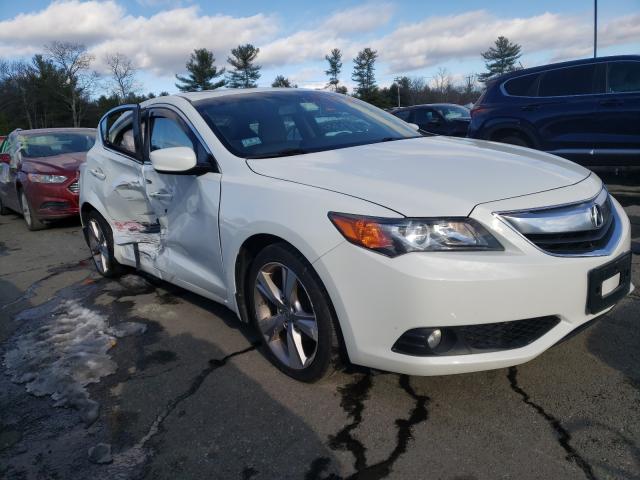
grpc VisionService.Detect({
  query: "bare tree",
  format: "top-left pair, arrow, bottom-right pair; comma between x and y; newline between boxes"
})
433,67 -> 453,102
45,41 -> 96,126
105,52 -> 139,102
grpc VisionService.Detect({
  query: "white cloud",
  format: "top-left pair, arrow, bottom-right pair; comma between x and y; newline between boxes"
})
0,1 -> 637,87
372,10 -> 640,74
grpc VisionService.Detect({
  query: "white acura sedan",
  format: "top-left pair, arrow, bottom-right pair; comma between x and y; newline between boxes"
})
79,89 -> 632,382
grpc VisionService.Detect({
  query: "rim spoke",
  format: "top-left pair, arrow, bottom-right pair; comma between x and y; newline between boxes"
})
256,271 -> 283,307
89,220 -> 103,243
294,315 -> 318,342
281,267 -> 298,305
100,252 -> 108,273
261,313 -> 285,342
286,322 -> 306,368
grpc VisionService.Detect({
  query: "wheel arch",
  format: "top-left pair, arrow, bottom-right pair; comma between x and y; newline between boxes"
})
232,233 -> 350,363
482,118 -> 540,148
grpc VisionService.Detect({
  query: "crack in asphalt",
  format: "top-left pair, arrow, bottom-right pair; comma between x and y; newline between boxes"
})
307,374 -> 430,480
328,373 -> 372,472
136,344 -> 258,449
0,258 -> 91,311
507,367 -> 597,480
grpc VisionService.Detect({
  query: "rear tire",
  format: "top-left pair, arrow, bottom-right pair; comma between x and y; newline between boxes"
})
0,196 -> 9,215
85,210 -> 124,278
247,243 -> 341,382
20,191 -> 46,231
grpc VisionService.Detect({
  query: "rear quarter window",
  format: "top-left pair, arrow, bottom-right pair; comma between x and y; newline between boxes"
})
503,74 -> 540,96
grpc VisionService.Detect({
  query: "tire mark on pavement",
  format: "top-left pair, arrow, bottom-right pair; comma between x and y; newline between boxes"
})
507,367 -> 597,480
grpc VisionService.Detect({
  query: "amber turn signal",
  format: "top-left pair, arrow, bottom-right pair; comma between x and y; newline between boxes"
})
328,213 -> 393,250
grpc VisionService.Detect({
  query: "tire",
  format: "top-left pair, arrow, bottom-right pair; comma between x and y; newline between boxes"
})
19,190 -> 46,231
85,210 -> 124,278
0,196 -> 9,215
247,243 -> 341,382
497,134 -> 530,148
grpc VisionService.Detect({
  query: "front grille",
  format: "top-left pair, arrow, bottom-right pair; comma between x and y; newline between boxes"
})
499,189 -> 617,256
458,316 -> 560,351
68,180 -> 79,193
392,316 -> 561,356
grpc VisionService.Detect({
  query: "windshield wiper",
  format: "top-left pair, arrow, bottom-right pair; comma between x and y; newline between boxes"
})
248,148 -> 310,159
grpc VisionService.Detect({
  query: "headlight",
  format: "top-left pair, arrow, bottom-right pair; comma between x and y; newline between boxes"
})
27,173 -> 67,183
328,212 -> 503,257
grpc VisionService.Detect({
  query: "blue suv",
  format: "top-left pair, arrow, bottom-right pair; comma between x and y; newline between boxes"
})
467,55 -> 640,167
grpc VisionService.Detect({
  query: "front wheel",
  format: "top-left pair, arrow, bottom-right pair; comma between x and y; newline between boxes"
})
20,191 -> 46,231
248,243 -> 341,382
85,210 -> 123,278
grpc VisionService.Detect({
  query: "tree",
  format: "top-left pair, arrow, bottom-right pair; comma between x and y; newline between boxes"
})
352,48 -> 378,101
433,67 -> 453,101
479,36 -> 522,83
226,44 -> 261,88
44,41 -> 96,127
175,48 -> 226,92
271,75 -> 296,88
324,48 -> 343,92
105,52 -> 139,102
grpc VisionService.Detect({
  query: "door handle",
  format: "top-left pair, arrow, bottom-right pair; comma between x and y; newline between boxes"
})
521,104 -> 541,111
90,168 -> 106,180
149,191 -> 172,199
599,99 -> 623,107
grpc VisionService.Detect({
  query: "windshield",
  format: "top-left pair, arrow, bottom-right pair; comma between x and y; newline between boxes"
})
432,105 -> 470,120
19,132 -> 96,158
194,90 -> 422,159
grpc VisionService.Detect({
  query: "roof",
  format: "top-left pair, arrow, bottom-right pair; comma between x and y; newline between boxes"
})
15,127 -> 96,136
491,54 -> 640,83
175,87 -> 318,103
391,103 -> 468,111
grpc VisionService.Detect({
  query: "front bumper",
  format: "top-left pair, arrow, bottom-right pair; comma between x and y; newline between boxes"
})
313,178 -> 633,376
25,178 -> 79,220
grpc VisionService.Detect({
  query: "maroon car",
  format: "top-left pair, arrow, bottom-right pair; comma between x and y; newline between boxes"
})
0,128 -> 96,230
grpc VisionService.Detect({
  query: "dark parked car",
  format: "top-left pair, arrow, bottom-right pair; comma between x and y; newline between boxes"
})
390,103 -> 471,137
0,128 -> 96,230
467,55 -> 640,167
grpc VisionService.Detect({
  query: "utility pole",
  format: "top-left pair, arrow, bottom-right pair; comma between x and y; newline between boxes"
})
394,77 -> 402,107
594,0 -> 598,58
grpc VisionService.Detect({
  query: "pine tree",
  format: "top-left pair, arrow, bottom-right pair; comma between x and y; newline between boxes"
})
352,48 -> 378,101
226,44 -> 261,88
324,48 -> 343,92
272,75 -> 296,88
479,36 -> 522,83
175,48 -> 226,92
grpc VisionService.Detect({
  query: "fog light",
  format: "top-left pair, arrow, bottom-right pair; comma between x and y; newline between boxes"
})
427,329 -> 442,349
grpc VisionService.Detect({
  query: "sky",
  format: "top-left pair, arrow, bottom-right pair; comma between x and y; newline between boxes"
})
0,0 -> 638,95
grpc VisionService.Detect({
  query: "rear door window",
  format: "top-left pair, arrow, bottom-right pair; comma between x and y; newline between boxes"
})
608,61 -> 640,93
539,65 -> 598,97
394,110 -> 411,121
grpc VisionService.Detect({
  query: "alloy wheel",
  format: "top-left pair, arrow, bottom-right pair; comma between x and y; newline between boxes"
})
87,218 -> 110,274
253,262 -> 319,370
21,192 -> 31,227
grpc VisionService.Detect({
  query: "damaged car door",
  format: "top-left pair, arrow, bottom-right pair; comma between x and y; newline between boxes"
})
141,106 -> 226,301
97,105 -> 159,254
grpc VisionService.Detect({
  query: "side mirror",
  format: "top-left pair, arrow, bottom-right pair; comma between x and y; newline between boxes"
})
0,153 -> 10,164
407,123 -> 420,131
149,147 -> 197,173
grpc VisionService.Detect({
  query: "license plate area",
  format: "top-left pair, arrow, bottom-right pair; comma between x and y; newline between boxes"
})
587,252 -> 632,314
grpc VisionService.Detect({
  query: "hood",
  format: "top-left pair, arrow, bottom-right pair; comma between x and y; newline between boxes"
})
21,152 -> 87,175
247,136 -> 591,217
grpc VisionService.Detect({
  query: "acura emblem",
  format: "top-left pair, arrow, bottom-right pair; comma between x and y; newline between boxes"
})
590,204 -> 604,228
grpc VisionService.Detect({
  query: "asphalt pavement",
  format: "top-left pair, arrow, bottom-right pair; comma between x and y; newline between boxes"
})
1,172 -> 639,480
